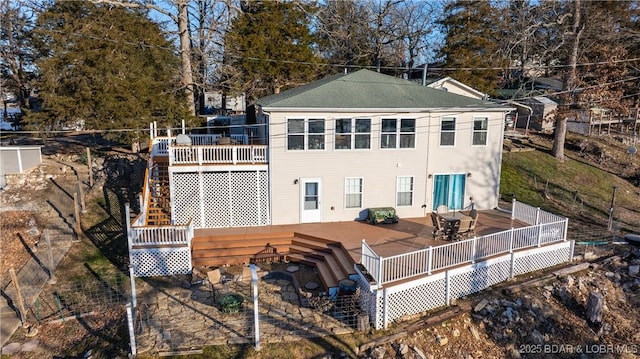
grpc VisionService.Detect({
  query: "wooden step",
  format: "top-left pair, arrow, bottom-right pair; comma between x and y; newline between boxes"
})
328,244 -> 356,276
195,231 -> 295,242
290,237 -> 333,251
286,246 -> 348,285
192,236 -> 292,250
193,254 -> 251,267
192,244 -> 290,258
285,253 -> 338,289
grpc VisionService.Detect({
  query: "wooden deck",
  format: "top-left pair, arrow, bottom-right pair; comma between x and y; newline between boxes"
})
194,209 -> 522,264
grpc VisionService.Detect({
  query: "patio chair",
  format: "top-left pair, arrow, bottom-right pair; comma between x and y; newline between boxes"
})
430,212 -> 449,240
436,205 -> 449,214
454,217 -> 473,240
468,210 -> 479,236
207,269 -> 228,301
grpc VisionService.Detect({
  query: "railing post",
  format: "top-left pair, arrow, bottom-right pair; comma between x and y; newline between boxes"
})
537,223 -> 543,247
563,218 -> 569,241
377,257 -> 383,286
510,251 -> 516,278
569,240 -> 575,262
427,246 -> 433,275
471,236 -> 477,264
535,207 -> 541,225
509,227 -> 514,252
511,197 -> 516,220
382,288 -> 389,330
445,270 -> 451,305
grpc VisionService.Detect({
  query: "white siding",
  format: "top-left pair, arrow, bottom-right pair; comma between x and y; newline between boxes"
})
266,110 -> 506,225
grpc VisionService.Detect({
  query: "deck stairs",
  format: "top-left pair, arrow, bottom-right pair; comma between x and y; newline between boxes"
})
145,157 -> 171,226
192,232 -> 356,291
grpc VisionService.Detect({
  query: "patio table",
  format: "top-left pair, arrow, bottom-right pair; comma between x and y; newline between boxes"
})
438,212 -> 472,240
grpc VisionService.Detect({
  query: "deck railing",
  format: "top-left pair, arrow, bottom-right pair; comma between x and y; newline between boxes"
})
129,220 -> 194,247
363,200 -> 568,286
169,144 -> 267,165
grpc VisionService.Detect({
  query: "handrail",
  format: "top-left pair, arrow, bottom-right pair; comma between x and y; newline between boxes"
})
362,217 -> 568,285
169,144 -> 268,165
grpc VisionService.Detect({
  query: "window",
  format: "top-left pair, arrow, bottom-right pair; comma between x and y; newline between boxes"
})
396,176 -> 414,206
473,117 -> 488,145
287,118 -> 325,150
440,117 -> 456,146
381,119 -> 416,149
344,177 -> 363,208
335,118 -> 371,150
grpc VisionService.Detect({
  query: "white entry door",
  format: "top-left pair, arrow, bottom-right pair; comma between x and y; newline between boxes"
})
300,178 -> 322,223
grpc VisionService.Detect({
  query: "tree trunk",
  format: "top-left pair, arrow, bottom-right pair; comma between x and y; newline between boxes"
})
178,0 -> 196,116
552,0 -> 582,161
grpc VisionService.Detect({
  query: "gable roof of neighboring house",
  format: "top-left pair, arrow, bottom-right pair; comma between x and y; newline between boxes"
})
426,76 -> 487,99
257,69 -> 510,112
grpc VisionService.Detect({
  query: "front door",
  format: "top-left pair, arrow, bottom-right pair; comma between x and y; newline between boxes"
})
301,178 -> 322,223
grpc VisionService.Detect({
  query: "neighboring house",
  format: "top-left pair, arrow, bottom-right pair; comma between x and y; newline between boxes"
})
425,76 -> 487,100
254,69 -> 513,225
203,91 -> 246,114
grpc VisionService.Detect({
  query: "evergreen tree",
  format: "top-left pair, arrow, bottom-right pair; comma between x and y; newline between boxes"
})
221,0 -> 324,102
438,0 -> 504,95
29,1 -> 191,142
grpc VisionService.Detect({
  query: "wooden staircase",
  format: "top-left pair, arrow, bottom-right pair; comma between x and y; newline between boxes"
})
145,157 -> 171,226
192,232 -> 356,290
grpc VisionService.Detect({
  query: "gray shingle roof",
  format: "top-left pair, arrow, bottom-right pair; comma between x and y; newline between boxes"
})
257,69 -> 507,110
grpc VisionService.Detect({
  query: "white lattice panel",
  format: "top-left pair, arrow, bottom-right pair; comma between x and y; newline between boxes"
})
259,171 -> 270,224
384,276 -> 447,327
231,172 -> 260,227
172,172 -> 201,225
171,169 -> 270,228
202,172 -> 231,227
449,259 -> 511,299
513,243 -> 571,276
130,247 -> 192,277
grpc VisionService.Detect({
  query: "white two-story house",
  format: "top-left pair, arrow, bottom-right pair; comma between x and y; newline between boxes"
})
255,69 -> 512,225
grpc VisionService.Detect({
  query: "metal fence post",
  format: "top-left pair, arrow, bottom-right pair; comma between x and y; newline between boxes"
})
126,302 -> 137,357
129,266 -> 137,309
9,268 -> 28,328
45,230 -> 57,284
250,264 -> 261,351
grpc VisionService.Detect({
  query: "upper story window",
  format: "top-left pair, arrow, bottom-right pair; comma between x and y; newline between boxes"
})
440,117 -> 456,146
473,117 -> 488,146
381,118 -> 416,149
287,118 -> 325,150
335,118 -> 371,150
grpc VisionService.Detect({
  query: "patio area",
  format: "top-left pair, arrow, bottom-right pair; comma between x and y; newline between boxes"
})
194,208 -> 524,264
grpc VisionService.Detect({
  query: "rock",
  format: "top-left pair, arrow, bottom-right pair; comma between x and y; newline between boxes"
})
287,265 -> 299,273
452,328 -> 460,337
436,334 -> 448,346
565,275 -> 574,288
604,271 -> 615,278
1,343 -> 22,355
21,340 -> 39,352
305,281 -> 319,290
397,343 -> 409,355
530,329 -> 544,344
629,265 -> 639,276
370,346 -> 386,359
469,325 -> 481,341
474,298 -> 489,312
